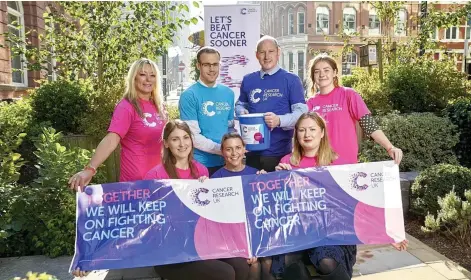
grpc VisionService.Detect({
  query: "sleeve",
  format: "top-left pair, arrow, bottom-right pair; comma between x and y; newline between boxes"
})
358,114 -> 380,136
346,88 -> 371,121
144,166 -> 163,180
196,162 -> 210,177
306,97 -> 314,111
279,154 -> 292,164
179,91 -> 221,155
279,76 -> 308,129
235,78 -> 249,116
108,101 -> 133,139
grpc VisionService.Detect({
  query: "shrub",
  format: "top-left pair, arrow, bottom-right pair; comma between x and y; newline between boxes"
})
411,164 -> 471,217
422,188 -> 471,247
81,83 -> 124,139
360,112 -> 459,172
167,104 -> 180,120
30,79 -> 92,135
12,272 -> 58,280
1,128 -> 106,257
347,67 -> 392,115
0,99 -> 32,184
444,97 -> 471,168
385,57 -> 470,114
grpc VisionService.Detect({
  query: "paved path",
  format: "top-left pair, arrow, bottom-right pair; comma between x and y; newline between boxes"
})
1,234 -> 469,280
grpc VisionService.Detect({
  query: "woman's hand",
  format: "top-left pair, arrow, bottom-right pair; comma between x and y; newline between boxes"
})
198,176 -> 208,183
256,169 -> 267,175
68,170 -> 94,192
247,257 -> 258,265
72,268 -> 89,277
275,163 -> 292,171
392,239 -> 408,251
387,146 -> 403,165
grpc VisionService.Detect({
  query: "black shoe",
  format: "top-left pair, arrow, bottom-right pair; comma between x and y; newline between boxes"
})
282,260 -> 311,280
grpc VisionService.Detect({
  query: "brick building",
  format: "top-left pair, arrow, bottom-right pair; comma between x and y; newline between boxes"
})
258,1 -> 470,81
0,1 -> 50,100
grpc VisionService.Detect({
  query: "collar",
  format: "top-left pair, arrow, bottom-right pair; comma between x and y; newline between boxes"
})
260,65 -> 281,78
198,79 -> 217,88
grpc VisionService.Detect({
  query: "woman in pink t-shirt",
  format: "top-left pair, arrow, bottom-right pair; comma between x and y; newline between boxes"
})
146,120 -> 249,280
305,53 -> 402,165
272,112 -> 407,280
69,58 -> 166,190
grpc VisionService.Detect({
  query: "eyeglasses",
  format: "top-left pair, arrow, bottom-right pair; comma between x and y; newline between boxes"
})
200,63 -> 220,69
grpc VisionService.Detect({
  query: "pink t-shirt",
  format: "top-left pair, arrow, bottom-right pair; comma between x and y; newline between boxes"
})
306,87 -> 370,164
280,154 -> 340,168
108,98 -> 165,182
143,160 -> 209,180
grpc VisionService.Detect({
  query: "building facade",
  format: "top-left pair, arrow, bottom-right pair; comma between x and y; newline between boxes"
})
0,1 -> 50,100
259,1 -> 470,81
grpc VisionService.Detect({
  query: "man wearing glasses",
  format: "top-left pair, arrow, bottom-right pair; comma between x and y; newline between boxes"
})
179,46 -> 234,176
236,35 -> 307,172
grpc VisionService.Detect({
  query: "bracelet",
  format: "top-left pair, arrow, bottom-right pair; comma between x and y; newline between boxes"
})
84,165 -> 97,175
387,146 -> 395,153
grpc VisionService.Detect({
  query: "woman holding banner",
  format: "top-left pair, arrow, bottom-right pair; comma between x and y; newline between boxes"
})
274,112 -> 408,280
68,58 -> 167,190
211,132 -> 269,280
146,120 -> 249,280
305,53 -> 402,166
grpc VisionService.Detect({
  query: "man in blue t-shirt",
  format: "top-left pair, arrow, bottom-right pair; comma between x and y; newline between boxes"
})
179,46 -> 234,176
236,35 -> 307,172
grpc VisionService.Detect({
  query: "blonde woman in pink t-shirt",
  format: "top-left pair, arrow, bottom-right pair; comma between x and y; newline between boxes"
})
145,120 -> 249,280
69,58 -> 167,193
272,112 -> 407,280
305,53 -> 402,166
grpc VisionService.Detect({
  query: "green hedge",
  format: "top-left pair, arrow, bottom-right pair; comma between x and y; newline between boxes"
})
444,97 -> 471,168
411,164 -> 471,216
30,79 -> 91,135
360,112 -> 459,172
385,58 -> 470,114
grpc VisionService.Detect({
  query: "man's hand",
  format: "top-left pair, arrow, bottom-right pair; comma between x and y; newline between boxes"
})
264,112 -> 280,129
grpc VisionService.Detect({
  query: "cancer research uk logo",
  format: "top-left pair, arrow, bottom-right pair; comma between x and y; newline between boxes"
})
202,101 -> 231,117
190,188 -> 211,206
349,172 -> 369,191
349,171 -> 398,191
240,7 -> 257,15
250,89 -> 261,103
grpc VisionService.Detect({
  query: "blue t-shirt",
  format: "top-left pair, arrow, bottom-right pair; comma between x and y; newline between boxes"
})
211,165 -> 259,178
239,68 -> 305,156
179,83 -> 234,167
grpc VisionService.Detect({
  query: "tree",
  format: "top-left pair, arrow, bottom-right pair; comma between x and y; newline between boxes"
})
3,1 -> 200,91
2,1 -> 201,137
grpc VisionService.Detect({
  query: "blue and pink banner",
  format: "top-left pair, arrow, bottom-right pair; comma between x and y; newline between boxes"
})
70,161 -> 405,272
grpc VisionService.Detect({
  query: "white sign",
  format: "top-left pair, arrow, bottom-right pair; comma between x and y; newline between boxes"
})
368,44 -> 377,65
204,5 -> 261,101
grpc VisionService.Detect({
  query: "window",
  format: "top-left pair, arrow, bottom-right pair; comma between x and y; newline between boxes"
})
297,51 -> 304,81
431,27 -> 438,40
395,9 -> 407,36
297,8 -> 305,34
288,8 -> 295,35
368,8 -> 380,35
316,6 -> 329,34
343,7 -> 356,33
342,52 -> 357,75
281,14 -> 285,36
7,1 -> 27,86
288,52 -> 294,72
445,26 -> 459,40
